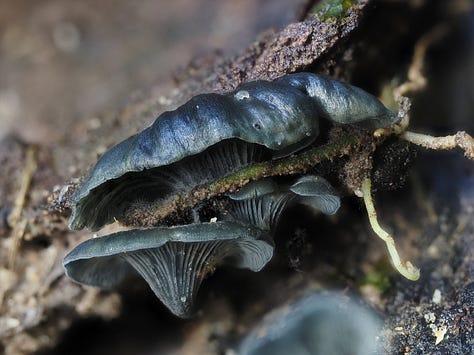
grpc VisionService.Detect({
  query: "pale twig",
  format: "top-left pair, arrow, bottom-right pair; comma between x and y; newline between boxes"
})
361,178 -> 420,281
402,130 -> 474,160
375,26 -> 447,139
8,145 -> 37,270
374,24 -> 474,162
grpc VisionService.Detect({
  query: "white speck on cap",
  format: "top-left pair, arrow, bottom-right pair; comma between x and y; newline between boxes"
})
235,90 -> 250,100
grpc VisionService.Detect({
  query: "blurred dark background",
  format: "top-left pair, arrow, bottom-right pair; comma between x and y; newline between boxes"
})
0,0 -> 305,143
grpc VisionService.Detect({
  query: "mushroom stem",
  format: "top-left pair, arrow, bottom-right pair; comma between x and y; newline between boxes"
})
361,178 -> 420,281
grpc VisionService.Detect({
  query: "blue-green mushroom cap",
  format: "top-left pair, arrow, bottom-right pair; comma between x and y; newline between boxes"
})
69,80 -> 319,231
277,73 -> 398,128
238,292 -> 381,355
289,175 -> 340,215
226,175 -> 340,231
69,73 -> 395,231
63,221 -> 273,318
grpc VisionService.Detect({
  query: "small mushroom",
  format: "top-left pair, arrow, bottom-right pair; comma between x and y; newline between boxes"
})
63,221 -> 273,318
238,292 -> 381,355
288,175 -> 340,215
226,175 -> 340,231
69,73 -> 396,231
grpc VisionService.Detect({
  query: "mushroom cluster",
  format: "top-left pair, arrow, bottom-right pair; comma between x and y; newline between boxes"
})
64,73 -> 397,317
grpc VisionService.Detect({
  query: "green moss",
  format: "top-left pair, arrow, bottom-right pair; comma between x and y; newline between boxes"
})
208,129 -> 364,195
361,266 -> 392,292
312,0 -> 357,21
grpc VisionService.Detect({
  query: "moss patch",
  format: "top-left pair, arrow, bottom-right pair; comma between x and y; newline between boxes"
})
312,0 -> 358,21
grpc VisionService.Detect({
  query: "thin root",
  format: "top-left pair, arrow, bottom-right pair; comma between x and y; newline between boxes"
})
361,178 -> 420,281
394,25 -> 447,99
376,26 -> 447,139
8,145 -> 37,270
402,130 -> 474,160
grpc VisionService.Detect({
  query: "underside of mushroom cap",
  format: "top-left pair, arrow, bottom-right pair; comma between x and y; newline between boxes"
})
226,175 -> 340,231
63,221 -> 273,317
289,175 -> 340,215
70,139 -> 270,231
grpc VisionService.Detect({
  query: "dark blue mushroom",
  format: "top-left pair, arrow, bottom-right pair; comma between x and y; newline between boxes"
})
63,221 -> 273,318
69,73 -> 396,231
225,175 -> 340,231
238,292 -> 381,355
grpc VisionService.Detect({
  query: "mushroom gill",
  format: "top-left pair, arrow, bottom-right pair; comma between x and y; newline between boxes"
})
63,222 -> 273,317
